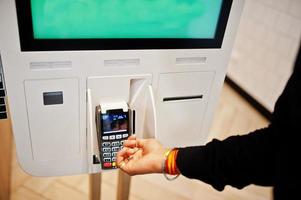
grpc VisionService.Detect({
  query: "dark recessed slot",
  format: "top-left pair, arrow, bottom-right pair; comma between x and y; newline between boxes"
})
132,110 -> 136,134
93,155 -> 100,164
0,89 -> 5,97
0,105 -> 6,112
163,95 -> 203,102
0,82 -> 3,89
0,98 -> 4,105
0,112 -> 7,119
43,91 -> 63,105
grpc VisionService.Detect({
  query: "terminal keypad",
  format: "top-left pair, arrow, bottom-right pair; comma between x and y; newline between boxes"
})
101,133 -> 129,169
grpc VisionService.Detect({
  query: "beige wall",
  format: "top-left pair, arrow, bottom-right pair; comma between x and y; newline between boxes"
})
227,0 -> 301,111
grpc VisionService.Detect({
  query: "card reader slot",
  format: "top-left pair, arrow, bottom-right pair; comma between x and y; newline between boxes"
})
93,155 -> 100,164
0,105 -> 6,112
0,98 -> 5,105
132,110 -> 135,134
163,95 -> 203,102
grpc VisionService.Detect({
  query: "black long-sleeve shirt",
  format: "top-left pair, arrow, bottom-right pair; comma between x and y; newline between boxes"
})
177,47 -> 301,200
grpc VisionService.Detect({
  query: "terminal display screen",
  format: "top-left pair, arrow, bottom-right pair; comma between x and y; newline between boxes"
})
31,0 -> 223,39
15,0 -> 232,50
101,113 -> 128,134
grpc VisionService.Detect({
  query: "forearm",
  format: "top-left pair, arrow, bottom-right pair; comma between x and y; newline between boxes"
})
176,126 -> 276,191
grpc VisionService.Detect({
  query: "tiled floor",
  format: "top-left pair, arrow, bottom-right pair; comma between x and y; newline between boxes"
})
10,83 -> 272,200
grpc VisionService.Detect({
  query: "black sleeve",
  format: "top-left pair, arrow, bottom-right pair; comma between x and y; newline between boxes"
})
176,46 -> 301,191
176,126 -> 276,191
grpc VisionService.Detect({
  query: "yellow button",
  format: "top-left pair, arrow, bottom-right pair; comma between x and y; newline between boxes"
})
112,162 -> 116,167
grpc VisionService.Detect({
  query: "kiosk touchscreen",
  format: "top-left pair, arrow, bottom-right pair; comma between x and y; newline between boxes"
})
17,0 -> 230,50
0,0 -> 245,176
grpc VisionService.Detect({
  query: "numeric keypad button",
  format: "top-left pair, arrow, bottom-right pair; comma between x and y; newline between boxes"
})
102,148 -> 111,152
102,142 -> 111,147
103,158 -> 111,162
112,147 -> 119,152
112,141 -> 119,147
103,153 -> 111,157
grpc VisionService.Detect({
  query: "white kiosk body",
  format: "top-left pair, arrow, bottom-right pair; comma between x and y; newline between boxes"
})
0,0 -> 244,176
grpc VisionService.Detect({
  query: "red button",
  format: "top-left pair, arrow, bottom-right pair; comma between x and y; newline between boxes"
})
104,162 -> 112,168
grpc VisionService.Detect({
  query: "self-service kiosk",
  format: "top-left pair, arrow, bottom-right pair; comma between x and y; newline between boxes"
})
0,0 -> 244,176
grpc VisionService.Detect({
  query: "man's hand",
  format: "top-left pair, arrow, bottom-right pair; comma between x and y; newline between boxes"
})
116,135 -> 166,175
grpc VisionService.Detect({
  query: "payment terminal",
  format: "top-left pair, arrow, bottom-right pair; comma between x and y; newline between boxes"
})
95,104 -> 134,169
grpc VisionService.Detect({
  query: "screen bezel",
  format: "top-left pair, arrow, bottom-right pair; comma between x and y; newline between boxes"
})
15,0 -> 233,51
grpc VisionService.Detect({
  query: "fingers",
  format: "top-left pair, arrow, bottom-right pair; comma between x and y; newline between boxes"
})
123,135 -> 139,148
137,139 -> 147,148
116,147 -> 127,165
127,135 -> 136,140
117,135 -> 143,172
117,147 -> 135,160
123,140 -> 137,148
124,137 -> 146,146
117,148 -> 143,175
118,160 -> 126,170
117,146 -> 137,166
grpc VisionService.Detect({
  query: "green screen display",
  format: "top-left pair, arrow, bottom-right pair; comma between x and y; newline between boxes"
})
31,0 -> 223,39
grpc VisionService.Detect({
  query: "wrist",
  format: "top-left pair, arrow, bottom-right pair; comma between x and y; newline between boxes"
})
165,148 -> 180,175
162,148 -> 180,180
155,148 -> 169,173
